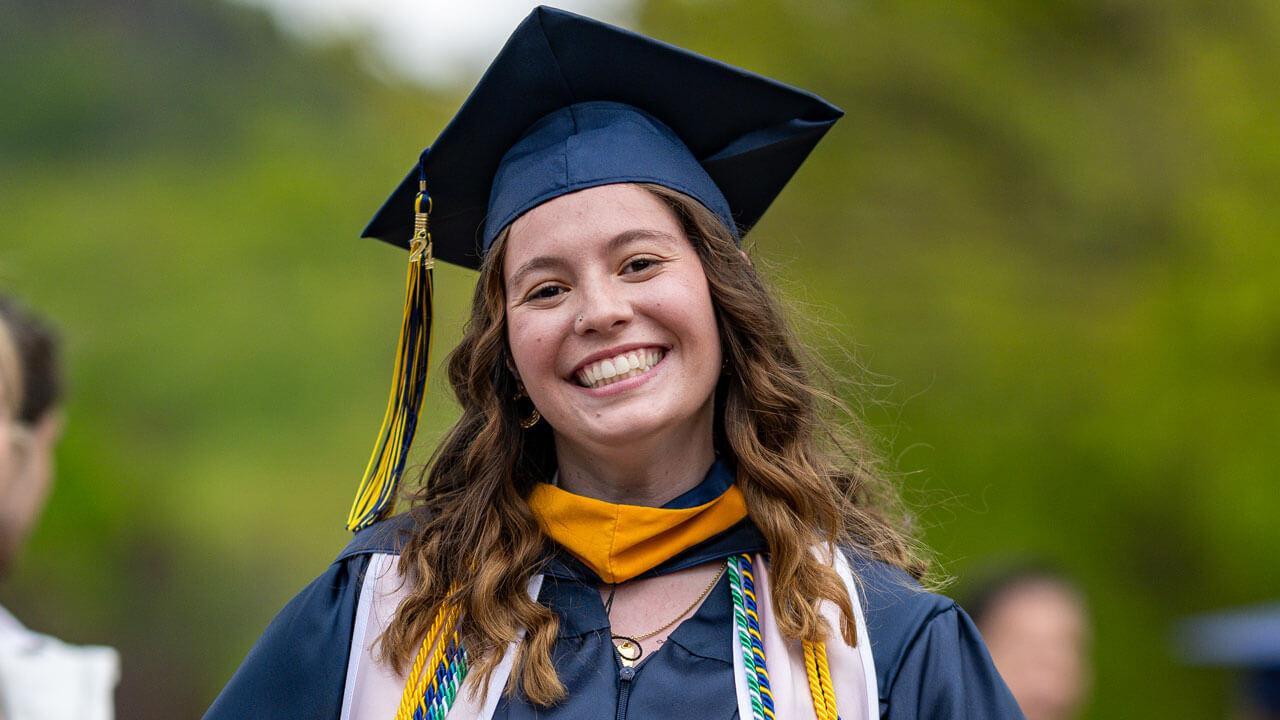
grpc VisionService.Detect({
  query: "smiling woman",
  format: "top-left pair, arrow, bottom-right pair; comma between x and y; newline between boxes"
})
205,7 -> 1025,720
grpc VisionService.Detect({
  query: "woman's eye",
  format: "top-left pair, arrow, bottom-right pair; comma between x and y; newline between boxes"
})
526,285 -> 565,302
622,257 -> 660,274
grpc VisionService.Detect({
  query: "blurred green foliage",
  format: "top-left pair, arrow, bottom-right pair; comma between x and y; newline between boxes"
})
1,0 -> 1277,717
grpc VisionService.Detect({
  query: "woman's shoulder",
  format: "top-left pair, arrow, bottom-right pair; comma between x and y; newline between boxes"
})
337,511 -> 420,562
842,549 -> 957,670
841,548 -> 1025,719
203,512 -> 422,720
843,549 -> 956,637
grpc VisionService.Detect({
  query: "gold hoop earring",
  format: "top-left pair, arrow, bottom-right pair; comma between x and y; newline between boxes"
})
513,386 -> 541,429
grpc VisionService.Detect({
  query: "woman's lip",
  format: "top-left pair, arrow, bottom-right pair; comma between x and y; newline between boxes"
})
574,352 -> 666,396
569,343 -> 670,376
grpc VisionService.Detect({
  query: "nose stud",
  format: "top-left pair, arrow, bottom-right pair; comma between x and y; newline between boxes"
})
576,314 -> 584,325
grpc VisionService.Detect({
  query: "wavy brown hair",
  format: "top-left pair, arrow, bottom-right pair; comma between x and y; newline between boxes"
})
379,183 -> 927,705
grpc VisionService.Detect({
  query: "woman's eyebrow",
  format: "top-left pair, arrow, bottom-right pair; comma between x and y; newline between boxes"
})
507,256 -> 569,291
506,229 -> 679,289
605,228 -> 679,253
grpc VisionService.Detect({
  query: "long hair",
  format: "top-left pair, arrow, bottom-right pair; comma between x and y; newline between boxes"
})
379,183 -> 927,705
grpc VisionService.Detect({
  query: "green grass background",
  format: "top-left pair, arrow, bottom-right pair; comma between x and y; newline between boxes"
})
2,0 -> 1278,716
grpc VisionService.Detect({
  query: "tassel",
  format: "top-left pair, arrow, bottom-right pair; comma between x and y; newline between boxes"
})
347,181 -> 435,532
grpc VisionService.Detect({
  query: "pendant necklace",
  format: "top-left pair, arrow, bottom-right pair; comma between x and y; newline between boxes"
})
606,563 -> 726,667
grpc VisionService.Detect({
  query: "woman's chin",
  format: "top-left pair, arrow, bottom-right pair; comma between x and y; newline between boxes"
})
553,414 -> 670,453
549,398 -> 716,461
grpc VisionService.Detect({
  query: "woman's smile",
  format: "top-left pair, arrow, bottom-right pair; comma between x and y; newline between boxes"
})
573,346 -> 666,390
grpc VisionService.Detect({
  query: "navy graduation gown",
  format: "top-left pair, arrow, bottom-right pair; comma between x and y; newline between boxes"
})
204,514 -> 1023,720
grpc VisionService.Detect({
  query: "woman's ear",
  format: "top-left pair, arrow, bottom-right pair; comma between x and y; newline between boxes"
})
738,249 -> 753,267
504,354 -> 521,383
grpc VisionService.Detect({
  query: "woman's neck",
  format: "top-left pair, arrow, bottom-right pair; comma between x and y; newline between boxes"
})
553,431 -> 716,507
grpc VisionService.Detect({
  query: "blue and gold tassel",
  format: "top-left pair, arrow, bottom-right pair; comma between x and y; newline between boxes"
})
347,179 -> 435,532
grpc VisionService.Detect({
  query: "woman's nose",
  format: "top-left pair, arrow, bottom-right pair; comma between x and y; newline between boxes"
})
574,283 -> 633,335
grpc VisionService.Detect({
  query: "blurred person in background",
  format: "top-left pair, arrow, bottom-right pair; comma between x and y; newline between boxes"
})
962,563 -> 1092,720
0,295 -> 118,720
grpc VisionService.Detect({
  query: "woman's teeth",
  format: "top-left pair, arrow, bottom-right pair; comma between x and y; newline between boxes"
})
576,349 -> 664,389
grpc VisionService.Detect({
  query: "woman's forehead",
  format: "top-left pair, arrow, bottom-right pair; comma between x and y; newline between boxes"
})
503,185 -> 685,270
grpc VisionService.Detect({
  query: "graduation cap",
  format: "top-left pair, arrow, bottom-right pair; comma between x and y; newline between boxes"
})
345,5 -> 843,531
1176,604 -> 1280,714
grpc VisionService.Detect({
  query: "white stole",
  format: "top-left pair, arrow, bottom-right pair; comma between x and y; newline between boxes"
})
340,551 -> 876,720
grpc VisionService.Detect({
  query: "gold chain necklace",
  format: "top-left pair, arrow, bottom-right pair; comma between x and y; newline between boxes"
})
609,563 -> 727,667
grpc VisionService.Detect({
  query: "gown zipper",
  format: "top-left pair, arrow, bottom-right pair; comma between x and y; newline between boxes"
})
615,664 -> 635,720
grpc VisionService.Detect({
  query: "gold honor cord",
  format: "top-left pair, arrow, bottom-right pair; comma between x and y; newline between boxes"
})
803,639 -> 840,720
347,183 -> 435,532
395,601 -> 464,720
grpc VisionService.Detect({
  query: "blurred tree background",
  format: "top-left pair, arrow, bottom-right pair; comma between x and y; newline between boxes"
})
2,0 -> 1277,716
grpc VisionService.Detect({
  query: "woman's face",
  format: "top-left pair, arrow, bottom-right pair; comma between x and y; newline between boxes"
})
503,183 -> 722,459
0,386 -> 24,573
0,400 -> 12,486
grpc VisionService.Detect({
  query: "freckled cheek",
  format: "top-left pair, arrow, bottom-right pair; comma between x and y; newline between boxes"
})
511,329 -> 561,380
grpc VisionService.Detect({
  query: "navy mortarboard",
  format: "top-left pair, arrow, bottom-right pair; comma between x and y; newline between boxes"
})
346,5 -> 843,531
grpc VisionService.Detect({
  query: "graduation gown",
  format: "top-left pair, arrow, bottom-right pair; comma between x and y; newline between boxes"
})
204,509 -> 1023,720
